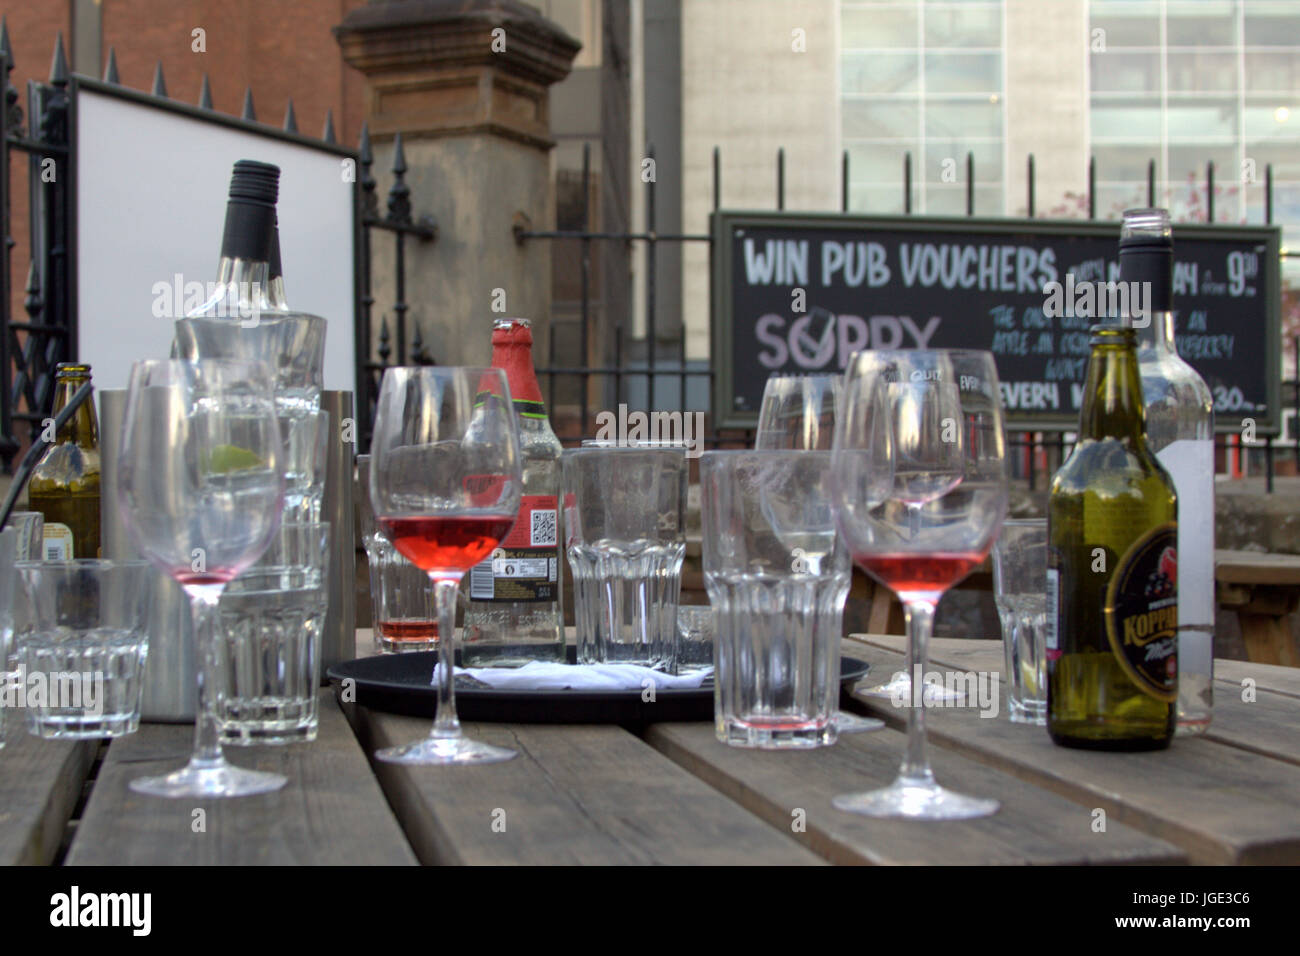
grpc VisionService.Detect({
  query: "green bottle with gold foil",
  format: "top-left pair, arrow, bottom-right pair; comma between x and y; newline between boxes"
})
28,363 -> 102,560
1047,326 -> 1178,750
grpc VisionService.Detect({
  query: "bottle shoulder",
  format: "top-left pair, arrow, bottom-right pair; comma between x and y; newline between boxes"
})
1050,437 -> 1177,501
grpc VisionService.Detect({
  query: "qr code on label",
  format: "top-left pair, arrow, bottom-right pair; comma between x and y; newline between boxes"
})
531,509 -> 558,547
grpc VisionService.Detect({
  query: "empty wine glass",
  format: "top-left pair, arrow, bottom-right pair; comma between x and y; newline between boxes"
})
369,366 -> 523,765
755,372 -> 883,734
831,350 -> 1008,820
118,359 -> 286,798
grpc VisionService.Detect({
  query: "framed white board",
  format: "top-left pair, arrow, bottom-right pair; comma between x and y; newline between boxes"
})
71,78 -> 358,393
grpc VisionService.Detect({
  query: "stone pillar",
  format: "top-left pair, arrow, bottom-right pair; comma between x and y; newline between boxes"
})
335,0 -> 581,367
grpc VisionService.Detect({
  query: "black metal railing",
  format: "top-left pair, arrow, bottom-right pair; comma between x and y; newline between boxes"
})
514,143 -> 1298,490
0,30 -> 436,469
0,30 -> 72,471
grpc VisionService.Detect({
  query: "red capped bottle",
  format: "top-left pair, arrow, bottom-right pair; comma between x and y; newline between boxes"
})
463,318 -> 565,665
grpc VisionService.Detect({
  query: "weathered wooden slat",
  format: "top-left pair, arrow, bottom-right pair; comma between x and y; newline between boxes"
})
65,690 -> 416,865
1216,549 -> 1300,586
849,635 -> 1300,766
846,641 -> 1300,864
344,701 -> 824,865
0,719 -> 96,865
644,721 -> 1185,865
1214,658 -> 1300,699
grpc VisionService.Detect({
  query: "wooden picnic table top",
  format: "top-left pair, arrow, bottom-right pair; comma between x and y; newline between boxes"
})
4,629 -> 1299,865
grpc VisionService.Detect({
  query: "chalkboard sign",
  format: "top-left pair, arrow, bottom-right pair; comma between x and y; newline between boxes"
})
711,211 -> 1282,432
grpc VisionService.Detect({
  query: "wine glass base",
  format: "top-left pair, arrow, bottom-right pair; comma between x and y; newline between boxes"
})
833,778 -> 999,820
129,759 -> 287,799
833,711 -> 885,734
376,735 -> 517,766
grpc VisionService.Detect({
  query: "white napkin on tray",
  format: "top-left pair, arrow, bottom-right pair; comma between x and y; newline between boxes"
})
433,661 -> 712,691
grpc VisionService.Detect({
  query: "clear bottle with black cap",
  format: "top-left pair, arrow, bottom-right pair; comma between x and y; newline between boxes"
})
188,159 -> 280,319
1125,207 -> 1215,734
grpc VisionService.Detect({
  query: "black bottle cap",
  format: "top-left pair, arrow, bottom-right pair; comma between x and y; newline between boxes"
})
220,160 -> 280,262
229,160 -> 280,208
1118,207 -> 1173,315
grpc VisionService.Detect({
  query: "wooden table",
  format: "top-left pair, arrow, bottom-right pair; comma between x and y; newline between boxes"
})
1216,549 -> 1300,666
6,631 -> 1300,865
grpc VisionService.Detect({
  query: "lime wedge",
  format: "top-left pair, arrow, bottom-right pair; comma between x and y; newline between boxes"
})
207,444 -> 267,473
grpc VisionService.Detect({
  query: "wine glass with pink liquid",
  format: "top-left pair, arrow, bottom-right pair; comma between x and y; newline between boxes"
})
118,358 -> 286,798
368,366 -> 522,765
831,350 -> 1008,820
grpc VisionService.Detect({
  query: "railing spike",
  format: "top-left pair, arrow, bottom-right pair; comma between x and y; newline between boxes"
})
49,32 -> 69,87
151,61 -> 167,98
2,17 -> 15,68
391,130 -> 407,175
241,88 -> 256,121
283,98 -> 297,133
322,109 -> 336,144
103,47 -> 120,84
198,73 -> 213,109
358,120 -> 373,164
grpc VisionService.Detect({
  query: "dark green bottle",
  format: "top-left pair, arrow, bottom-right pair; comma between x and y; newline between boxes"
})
1047,326 -> 1178,750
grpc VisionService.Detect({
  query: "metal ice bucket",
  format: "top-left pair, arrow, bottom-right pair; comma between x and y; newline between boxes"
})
100,388 -> 355,721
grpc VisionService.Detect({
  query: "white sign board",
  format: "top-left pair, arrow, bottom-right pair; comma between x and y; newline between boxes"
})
73,81 -> 357,392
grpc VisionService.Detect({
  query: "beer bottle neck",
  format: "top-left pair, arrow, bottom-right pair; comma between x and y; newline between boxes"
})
52,375 -> 98,448
1078,329 -> 1146,444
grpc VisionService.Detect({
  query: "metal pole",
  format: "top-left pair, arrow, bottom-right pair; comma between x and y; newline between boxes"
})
966,151 -> 974,216
777,147 -> 785,211
580,141 -> 591,436
1148,158 -> 1156,207
904,152 -> 912,214
1207,160 -> 1215,223
1088,156 -> 1096,219
1027,153 -> 1035,218
842,149 -> 849,213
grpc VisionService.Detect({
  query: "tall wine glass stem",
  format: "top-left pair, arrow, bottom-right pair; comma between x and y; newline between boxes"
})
900,599 -> 936,785
429,576 -> 462,740
189,584 -> 226,769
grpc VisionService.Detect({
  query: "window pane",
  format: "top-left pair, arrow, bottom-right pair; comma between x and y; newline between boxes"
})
844,100 -> 920,139
925,139 -> 1003,184
1094,182 -> 1148,219
842,52 -> 918,94
1090,2 -> 1160,48
925,97 -> 1002,138
1166,1 -> 1237,47
1167,51 -> 1238,92
1244,5 -> 1300,47
1245,98 -> 1299,138
923,4 -> 1001,48
1168,145 -> 1239,185
848,143 -> 917,183
924,51 -> 1000,92
1166,98 -> 1238,139
842,5 -> 918,48
1245,141 -> 1300,180
1246,52 -> 1300,93
923,185 -> 969,215
1090,51 -> 1161,93
1092,144 -> 1160,183
1091,99 -> 1162,138
848,183 -> 908,215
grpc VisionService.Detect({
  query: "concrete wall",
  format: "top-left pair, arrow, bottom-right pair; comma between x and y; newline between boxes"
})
679,0 -> 841,360
1004,0 -> 1090,217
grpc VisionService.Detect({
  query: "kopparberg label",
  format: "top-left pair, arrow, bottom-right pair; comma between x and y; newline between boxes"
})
1104,523 -> 1179,702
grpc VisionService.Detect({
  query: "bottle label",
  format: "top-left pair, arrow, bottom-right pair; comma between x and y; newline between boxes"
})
1044,566 -> 1061,660
469,494 -> 558,602
43,523 -> 73,561
1155,439 -> 1215,632
1104,523 -> 1179,702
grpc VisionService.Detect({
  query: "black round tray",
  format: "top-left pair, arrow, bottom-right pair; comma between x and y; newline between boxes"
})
328,647 -> 871,724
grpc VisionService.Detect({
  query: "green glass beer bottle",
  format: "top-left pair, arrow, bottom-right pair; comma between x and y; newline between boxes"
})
1046,324 -> 1178,750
